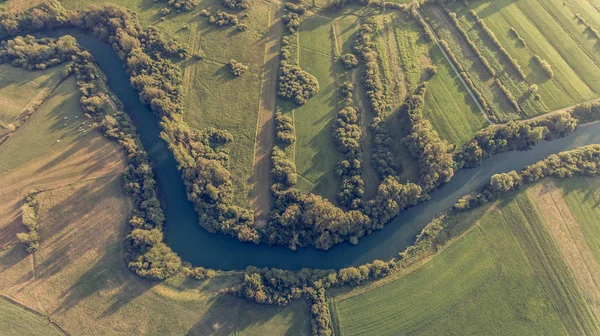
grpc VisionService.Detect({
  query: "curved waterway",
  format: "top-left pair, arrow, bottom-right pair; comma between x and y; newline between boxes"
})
46,32 -> 600,270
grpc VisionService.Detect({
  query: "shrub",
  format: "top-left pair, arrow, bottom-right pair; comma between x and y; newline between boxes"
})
228,59 -> 248,76
339,53 -> 358,69
221,0 -> 250,10
277,65 -> 319,105
533,54 -> 554,78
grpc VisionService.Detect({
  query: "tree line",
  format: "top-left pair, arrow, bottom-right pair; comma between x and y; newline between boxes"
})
469,10 -> 526,80
455,144 -> 600,210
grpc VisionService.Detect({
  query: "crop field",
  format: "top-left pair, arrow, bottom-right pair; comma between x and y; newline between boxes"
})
0,297 -> 64,336
0,74 -> 309,335
0,64 -> 65,129
331,186 -> 599,335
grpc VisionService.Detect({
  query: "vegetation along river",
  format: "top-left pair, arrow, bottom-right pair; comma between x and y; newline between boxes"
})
48,32 -> 600,271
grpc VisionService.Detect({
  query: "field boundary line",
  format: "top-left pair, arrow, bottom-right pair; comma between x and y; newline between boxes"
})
0,294 -> 70,336
415,9 -> 494,124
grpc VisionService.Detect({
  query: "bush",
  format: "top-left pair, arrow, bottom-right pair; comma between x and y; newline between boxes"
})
228,59 -> 248,76
533,54 -> 554,78
221,0 -> 250,10
277,64 -> 319,105
339,53 -> 358,69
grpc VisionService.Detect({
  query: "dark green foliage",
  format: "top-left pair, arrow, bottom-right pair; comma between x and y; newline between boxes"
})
272,146 -> 298,187
572,101 -> 600,123
402,85 -> 455,192
275,112 -> 296,145
352,19 -> 400,178
221,0 -> 250,10
0,35 -> 79,70
283,12 -> 301,34
277,64 -> 319,105
333,83 -> 364,209
156,0 -> 199,12
455,145 -> 600,210
455,111 -> 579,168
339,53 -> 358,69
284,2 -> 306,15
306,288 -> 334,336
228,59 -> 248,76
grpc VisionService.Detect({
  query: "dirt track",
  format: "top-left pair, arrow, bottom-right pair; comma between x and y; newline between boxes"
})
251,0 -> 283,226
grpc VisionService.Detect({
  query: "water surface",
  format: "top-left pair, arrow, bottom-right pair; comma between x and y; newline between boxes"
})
48,32 -> 600,270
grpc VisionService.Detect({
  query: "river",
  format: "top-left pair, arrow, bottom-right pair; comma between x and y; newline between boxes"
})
47,32 -> 600,271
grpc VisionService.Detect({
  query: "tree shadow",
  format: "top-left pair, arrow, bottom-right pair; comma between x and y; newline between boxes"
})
185,295 -> 310,336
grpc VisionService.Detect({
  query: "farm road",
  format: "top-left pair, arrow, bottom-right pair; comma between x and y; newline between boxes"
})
251,0 -> 283,226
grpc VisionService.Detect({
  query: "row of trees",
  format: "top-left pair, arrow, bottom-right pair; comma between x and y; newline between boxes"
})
532,54 -> 554,78
575,13 -> 600,41
333,83 -> 365,209
16,195 -> 40,253
221,0 -> 250,10
455,144 -> 600,210
402,84 -> 455,193
495,77 -> 521,114
157,0 -> 199,12
470,10 -> 526,80
438,38 -> 492,118
352,19 -> 400,178
454,111 -> 579,168
446,10 -> 496,77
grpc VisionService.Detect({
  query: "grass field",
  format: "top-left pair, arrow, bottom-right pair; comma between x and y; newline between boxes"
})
0,64 -> 65,128
0,72 -> 310,335
0,297 -> 64,336
289,13 -> 357,202
0,76 -> 92,174
438,0 -> 600,117
331,185 -> 599,335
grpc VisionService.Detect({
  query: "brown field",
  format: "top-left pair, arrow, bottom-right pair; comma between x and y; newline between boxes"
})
528,180 -> 600,321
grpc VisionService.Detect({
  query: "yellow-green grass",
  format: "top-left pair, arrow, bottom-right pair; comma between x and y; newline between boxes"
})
0,297 -> 64,336
461,0 -> 599,111
292,13 -> 363,201
422,5 -> 520,122
59,0 -> 270,207
454,9 -> 547,117
331,190 -> 599,335
179,0 -> 270,207
423,47 -> 487,146
555,177 -> 600,263
0,64 -> 65,127
0,76 -> 93,174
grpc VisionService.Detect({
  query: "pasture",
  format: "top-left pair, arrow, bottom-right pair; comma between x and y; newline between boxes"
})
331,183 -> 600,335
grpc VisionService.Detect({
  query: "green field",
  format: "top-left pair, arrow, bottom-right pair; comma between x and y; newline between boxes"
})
555,177 -> 600,263
291,13 -> 360,201
331,188 -> 599,335
441,0 -> 600,116
0,64 -> 65,127
0,297 -> 64,336
0,76 -> 93,174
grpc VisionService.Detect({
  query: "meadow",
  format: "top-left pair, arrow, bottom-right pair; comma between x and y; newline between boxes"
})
425,0 -> 600,121
0,69 -> 309,335
0,297 -> 64,336
331,181 -> 600,335
0,64 -> 65,133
